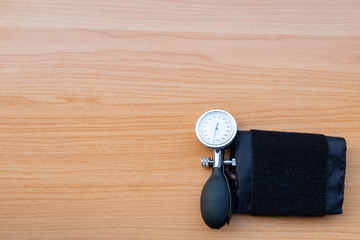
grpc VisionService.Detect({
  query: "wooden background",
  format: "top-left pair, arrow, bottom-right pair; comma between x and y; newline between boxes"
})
1,1 -> 359,239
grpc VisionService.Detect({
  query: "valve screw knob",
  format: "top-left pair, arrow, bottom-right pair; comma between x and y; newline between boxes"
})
201,157 -> 213,167
231,158 -> 236,167
223,158 -> 236,167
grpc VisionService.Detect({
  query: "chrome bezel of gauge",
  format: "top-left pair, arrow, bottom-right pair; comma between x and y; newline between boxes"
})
195,109 -> 237,149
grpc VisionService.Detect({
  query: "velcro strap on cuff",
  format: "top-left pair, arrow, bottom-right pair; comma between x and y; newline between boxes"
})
250,130 -> 328,216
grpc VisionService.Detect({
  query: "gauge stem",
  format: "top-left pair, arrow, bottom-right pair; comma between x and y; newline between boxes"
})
212,149 -> 223,168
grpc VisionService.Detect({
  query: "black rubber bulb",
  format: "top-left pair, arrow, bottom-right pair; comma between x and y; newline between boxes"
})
200,167 -> 231,229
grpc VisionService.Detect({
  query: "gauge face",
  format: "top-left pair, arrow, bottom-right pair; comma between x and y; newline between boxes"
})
195,109 -> 237,149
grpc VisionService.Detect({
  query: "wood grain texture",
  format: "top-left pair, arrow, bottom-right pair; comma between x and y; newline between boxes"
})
0,1 -> 360,239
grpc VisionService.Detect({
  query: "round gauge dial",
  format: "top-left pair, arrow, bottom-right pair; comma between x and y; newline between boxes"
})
195,109 -> 237,149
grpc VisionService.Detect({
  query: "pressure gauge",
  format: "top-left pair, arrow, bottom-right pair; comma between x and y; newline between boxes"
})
195,109 -> 237,149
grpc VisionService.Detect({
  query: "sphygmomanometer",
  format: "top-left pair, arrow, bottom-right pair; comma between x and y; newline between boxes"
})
196,109 -> 346,229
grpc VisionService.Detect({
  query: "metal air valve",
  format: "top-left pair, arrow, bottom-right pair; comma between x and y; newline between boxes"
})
201,156 -> 236,168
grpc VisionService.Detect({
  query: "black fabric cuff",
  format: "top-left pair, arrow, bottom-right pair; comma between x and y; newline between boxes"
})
230,130 -> 346,216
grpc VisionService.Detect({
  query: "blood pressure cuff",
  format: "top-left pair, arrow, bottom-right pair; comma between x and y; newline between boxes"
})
229,130 -> 346,216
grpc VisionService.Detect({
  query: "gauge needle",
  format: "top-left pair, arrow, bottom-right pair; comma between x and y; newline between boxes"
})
213,122 -> 219,143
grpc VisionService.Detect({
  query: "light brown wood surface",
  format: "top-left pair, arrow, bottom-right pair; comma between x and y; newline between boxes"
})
1,1 -> 360,239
